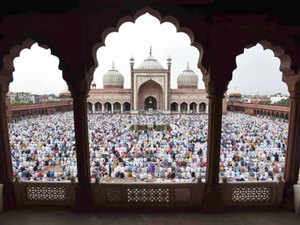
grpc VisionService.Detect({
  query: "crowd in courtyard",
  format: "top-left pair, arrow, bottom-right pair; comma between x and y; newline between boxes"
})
9,112 -> 288,183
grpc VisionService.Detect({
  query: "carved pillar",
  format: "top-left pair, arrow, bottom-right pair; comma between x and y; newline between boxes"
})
68,78 -> 93,211
202,70 -> 227,212
92,104 -> 95,114
282,73 -> 300,210
0,81 -> 16,210
121,103 -> 123,113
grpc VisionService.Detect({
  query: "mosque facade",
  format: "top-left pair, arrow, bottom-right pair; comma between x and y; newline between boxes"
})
87,50 -> 227,114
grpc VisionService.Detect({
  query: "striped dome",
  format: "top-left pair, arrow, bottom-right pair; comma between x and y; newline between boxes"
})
177,63 -> 198,88
137,47 -> 164,70
103,63 -> 124,88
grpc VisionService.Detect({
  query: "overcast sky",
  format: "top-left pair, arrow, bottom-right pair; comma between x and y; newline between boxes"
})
9,13 -> 289,96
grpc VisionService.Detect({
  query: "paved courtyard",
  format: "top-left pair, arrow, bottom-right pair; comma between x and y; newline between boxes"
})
0,208 -> 299,225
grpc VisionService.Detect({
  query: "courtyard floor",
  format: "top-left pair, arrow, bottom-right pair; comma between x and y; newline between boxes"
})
0,208 -> 299,225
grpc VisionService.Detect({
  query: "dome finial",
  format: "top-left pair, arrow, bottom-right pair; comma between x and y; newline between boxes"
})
186,62 -> 190,70
149,46 -> 152,56
112,61 -> 115,70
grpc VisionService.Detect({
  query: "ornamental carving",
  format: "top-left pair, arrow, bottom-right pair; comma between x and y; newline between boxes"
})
88,94 -> 130,104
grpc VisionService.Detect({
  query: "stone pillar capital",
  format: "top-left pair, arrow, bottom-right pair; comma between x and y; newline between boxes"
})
66,78 -> 90,100
0,80 -> 9,94
283,73 -> 300,97
203,72 -> 228,98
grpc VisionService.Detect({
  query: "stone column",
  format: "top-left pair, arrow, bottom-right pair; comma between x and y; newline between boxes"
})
201,68 -> 227,212
0,82 -> 16,210
202,93 -> 225,211
92,104 -> 95,114
282,73 -> 300,210
196,104 -> 199,113
187,105 -> 190,114
121,103 -> 123,113
68,79 -> 93,212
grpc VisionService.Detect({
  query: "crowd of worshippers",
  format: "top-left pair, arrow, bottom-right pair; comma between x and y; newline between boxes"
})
9,112 -> 288,183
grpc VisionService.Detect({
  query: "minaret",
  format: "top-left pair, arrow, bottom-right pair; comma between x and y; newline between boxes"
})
130,56 -> 135,111
167,56 -> 172,112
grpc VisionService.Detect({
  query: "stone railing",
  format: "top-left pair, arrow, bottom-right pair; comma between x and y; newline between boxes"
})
222,182 -> 284,207
13,182 -> 76,207
92,183 -> 204,209
12,182 -> 284,209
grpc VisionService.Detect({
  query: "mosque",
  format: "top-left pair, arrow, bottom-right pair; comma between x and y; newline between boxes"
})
87,49 -> 227,114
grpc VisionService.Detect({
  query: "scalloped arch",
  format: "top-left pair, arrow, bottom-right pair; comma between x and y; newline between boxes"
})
235,40 -> 295,75
0,37 -> 64,83
90,7 -> 205,78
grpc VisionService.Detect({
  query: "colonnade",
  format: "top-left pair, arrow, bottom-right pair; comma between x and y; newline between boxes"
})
254,109 -> 289,119
170,102 -> 208,113
0,62 -> 299,213
0,3 -> 300,213
87,102 -> 131,113
88,101 -> 208,114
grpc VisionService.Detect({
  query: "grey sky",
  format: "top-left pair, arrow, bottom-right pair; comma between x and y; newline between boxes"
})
9,13 -> 288,96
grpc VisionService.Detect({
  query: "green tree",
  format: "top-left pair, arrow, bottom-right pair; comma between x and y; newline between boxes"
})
259,100 -> 271,105
274,98 -> 290,106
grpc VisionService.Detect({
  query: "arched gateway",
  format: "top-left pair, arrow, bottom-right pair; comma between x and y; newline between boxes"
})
138,80 -> 163,111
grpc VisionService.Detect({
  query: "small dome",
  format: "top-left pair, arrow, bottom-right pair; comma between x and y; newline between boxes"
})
177,63 -> 198,88
229,87 -> 241,97
103,62 -> 124,88
137,47 -> 164,70
229,92 -> 242,97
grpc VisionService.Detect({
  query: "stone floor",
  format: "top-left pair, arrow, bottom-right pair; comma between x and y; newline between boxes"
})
0,208 -> 299,225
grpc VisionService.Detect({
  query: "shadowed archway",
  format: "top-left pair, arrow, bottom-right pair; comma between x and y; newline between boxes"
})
138,80 -> 163,111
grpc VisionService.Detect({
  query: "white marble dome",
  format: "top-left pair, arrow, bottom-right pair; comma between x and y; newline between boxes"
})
177,63 -> 198,88
103,63 -> 124,88
137,48 -> 164,70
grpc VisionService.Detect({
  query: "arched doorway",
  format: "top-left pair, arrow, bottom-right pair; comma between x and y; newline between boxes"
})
138,80 -> 163,111
104,102 -> 112,113
190,102 -> 197,113
95,102 -> 102,112
113,102 -> 121,113
180,102 -> 188,113
199,102 -> 206,113
123,102 -> 130,112
144,96 -> 157,111
171,102 -> 178,112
